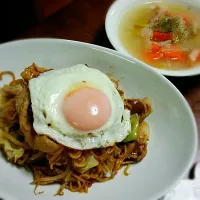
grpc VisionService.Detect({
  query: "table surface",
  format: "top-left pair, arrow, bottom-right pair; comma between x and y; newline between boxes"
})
18,0 -> 200,160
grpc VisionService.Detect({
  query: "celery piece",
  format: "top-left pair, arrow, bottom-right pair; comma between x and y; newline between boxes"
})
123,114 -> 139,142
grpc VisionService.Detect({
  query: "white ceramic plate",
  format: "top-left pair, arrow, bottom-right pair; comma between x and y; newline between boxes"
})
0,39 -> 198,200
105,0 -> 200,77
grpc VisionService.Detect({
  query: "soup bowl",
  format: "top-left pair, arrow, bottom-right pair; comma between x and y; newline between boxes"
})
105,0 -> 200,76
0,39 -> 198,200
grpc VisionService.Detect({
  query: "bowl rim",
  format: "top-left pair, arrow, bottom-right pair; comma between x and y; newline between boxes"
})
0,38 -> 198,200
105,0 -> 200,77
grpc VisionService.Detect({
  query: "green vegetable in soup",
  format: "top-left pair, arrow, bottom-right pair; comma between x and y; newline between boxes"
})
152,16 -> 172,33
134,22 -> 148,28
151,12 -> 194,42
123,114 -> 139,142
171,16 -> 190,42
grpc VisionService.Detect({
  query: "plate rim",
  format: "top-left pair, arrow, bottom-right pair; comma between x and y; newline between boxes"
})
0,38 -> 198,200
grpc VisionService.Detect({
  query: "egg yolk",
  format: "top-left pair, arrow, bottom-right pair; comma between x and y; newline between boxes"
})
62,87 -> 111,131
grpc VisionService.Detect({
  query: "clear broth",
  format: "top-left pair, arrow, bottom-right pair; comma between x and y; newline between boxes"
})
118,1 -> 200,70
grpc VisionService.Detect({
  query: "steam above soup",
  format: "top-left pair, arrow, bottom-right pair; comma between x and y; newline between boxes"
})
119,1 -> 200,70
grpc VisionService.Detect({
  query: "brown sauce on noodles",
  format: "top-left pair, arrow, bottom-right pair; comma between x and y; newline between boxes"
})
0,63 -> 152,195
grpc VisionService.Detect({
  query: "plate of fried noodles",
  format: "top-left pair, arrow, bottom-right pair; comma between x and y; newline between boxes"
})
0,39 -> 198,200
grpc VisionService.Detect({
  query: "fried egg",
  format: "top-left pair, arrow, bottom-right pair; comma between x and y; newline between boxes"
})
29,64 -> 131,150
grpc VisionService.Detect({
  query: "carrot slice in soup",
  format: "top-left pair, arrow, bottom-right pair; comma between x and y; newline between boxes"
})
163,51 -> 186,61
151,43 -> 161,53
145,52 -> 164,61
196,53 -> 200,62
177,14 -> 190,24
152,32 -> 173,41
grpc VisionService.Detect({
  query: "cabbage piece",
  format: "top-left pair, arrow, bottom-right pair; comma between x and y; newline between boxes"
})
75,155 -> 99,174
136,121 -> 150,145
3,141 -> 24,162
0,130 -> 24,162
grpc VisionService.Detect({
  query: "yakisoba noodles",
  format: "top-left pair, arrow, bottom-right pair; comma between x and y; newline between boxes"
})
0,63 -> 152,195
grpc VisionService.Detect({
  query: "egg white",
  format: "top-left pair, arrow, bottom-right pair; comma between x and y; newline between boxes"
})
29,64 -> 131,150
